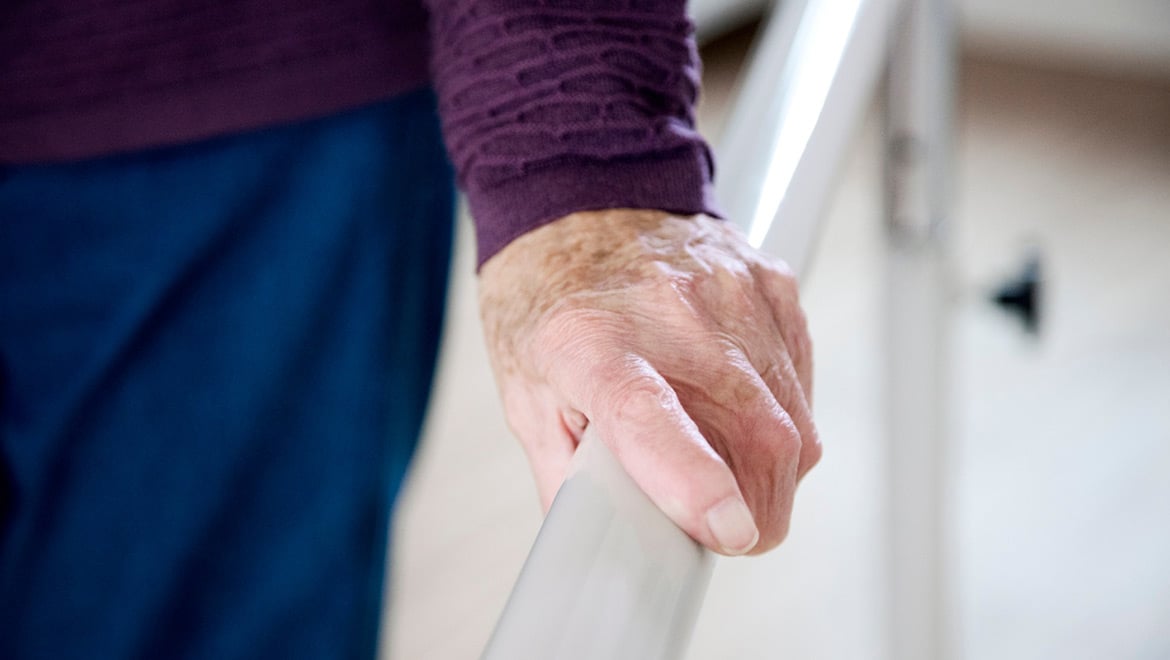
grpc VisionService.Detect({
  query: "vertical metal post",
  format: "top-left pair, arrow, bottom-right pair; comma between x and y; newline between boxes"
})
883,0 -> 956,658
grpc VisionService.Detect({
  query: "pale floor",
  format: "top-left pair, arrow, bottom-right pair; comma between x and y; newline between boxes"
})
380,35 -> 1170,660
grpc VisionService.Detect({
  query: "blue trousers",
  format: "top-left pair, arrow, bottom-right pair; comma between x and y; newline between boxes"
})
0,89 -> 455,659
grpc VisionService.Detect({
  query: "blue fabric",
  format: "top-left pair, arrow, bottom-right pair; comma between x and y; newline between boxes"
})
0,88 -> 455,659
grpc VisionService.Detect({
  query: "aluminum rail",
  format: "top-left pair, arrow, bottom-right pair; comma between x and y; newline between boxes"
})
882,1 -> 956,658
480,428 -> 712,660
479,0 -> 954,657
717,0 -> 904,275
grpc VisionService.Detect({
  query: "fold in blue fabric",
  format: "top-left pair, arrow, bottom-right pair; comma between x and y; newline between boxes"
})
0,88 -> 455,660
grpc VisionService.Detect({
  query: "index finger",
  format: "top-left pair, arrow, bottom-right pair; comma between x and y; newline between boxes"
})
548,343 -> 760,556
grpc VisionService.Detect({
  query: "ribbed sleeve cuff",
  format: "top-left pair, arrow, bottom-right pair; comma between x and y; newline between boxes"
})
470,144 -> 722,268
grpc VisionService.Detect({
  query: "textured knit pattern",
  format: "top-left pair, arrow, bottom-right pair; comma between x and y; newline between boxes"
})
0,1 -> 719,265
0,0 -> 431,163
0,1 -> 418,117
426,0 -> 718,263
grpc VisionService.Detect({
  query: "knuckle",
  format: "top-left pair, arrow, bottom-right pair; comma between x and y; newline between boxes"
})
752,257 -> 799,295
762,252 -> 800,278
769,259 -> 800,288
768,414 -> 803,462
709,363 -> 797,449
802,422 -> 824,471
806,442 -> 824,473
607,372 -> 673,423
734,378 -> 799,449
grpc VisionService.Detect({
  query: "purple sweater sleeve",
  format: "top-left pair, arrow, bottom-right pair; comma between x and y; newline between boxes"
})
424,0 -> 721,266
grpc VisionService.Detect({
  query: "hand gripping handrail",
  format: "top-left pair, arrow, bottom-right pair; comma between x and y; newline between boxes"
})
478,0 -> 910,657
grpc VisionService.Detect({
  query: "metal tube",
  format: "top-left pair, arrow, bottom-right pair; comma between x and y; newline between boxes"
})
719,0 -> 903,270
882,0 -> 957,658
479,429 -> 712,660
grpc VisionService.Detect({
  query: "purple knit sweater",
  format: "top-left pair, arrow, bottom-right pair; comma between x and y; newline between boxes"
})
0,0 -> 718,264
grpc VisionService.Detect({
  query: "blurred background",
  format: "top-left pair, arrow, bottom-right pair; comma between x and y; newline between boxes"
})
381,1 -> 1170,658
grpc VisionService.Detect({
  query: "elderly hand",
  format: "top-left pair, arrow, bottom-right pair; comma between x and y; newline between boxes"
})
478,209 -> 820,556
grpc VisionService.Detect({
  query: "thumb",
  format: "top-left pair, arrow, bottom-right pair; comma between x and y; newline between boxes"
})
556,352 -> 759,556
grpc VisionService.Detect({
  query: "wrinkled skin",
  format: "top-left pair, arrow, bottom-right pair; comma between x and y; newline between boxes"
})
478,209 -> 820,556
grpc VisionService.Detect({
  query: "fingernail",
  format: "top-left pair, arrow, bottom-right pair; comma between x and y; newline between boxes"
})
706,497 -> 759,555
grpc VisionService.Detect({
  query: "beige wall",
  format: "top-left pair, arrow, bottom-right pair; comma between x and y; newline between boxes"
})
690,0 -> 1170,78
961,0 -> 1170,78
